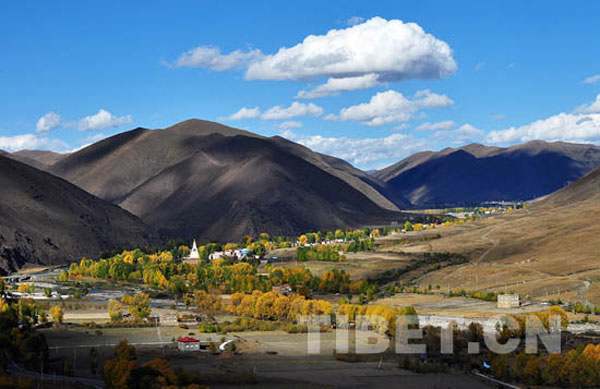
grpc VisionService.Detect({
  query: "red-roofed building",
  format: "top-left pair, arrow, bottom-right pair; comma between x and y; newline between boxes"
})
177,336 -> 200,351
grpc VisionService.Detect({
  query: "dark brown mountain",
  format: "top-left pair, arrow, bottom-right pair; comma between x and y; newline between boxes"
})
0,149 -> 46,170
0,155 -> 159,275
48,119 -> 405,242
12,149 -> 67,168
374,140 -> 600,207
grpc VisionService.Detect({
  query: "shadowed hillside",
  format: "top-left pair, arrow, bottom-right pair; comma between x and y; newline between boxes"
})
12,149 -> 66,168
0,155 -> 159,275
396,166 -> 600,303
49,119 -> 405,241
375,141 -> 600,207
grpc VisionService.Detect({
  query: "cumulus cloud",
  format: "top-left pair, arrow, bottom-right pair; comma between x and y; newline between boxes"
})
70,133 -> 109,152
245,17 -> 456,83
394,123 -> 410,131
346,16 -> 365,26
432,123 -> 484,145
278,120 -> 302,130
0,133 -> 69,152
225,107 -> 261,120
487,113 -> 600,144
455,123 -> 484,137
416,120 -> 455,131
583,75 -> 600,85
75,109 -> 132,131
172,46 -> 263,71
282,129 -> 426,169
296,74 -> 380,99
575,94 -> 600,114
330,89 -> 453,126
36,112 -> 61,132
486,96 -> 600,144
261,102 -> 323,120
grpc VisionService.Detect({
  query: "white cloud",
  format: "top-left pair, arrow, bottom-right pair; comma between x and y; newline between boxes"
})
394,123 -> 410,131
331,89 -> 453,126
432,123 -> 484,145
36,112 -> 61,132
261,102 -> 324,120
173,45 -> 263,71
346,16 -> 365,26
225,107 -> 261,120
278,121 -> 302,130
282,129 -> 426,169
416,120 -> 455,131
71,133 -> 109,152
296,74 -> 380,99
75,109 -> 132,131
583,75 -> 600,85
0,133 -> 69,152
245,17 -> 456,82
455,123 -> 483,137
486,96 -> 600,144
575,94 -> 600,114
474,62 -> 485,71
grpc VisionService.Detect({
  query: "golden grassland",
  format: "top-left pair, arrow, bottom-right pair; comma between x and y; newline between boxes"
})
378,192 -> 600,304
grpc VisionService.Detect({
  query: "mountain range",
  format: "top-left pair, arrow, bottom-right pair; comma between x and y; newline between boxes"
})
373,141 -> 600,207
3,119 -> 600,273
46,120 -> 404,242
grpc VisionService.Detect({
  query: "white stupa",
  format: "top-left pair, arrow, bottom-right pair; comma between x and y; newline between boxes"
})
189,239 -> 200,259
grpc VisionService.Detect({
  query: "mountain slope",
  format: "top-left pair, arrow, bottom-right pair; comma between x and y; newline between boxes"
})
12,149 -> 66,168
49,120 -> 403,241
375,141 -> 600,207
408,165 -> 600,303
0,155 -> 159,275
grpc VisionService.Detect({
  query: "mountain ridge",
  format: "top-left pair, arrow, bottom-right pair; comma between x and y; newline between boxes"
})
0,155 -> 159,275
48,119 -> 405,241
375,140 -> 600,207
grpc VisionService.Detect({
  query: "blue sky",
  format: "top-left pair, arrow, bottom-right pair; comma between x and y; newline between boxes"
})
1,1 -> 599,169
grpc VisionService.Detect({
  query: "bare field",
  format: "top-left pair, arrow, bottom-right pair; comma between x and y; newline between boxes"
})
375,293 -> 549,318
374,198 -> 600,304
40,326 -> 489,388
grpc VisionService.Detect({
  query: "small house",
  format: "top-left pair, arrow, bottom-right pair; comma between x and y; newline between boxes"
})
272,283 -> 292,295
160,313 -> 178,327
497,294 -> 519,309
177,336 -> 200,351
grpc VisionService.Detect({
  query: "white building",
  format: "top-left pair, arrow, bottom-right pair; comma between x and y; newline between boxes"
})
189,239 -> 200,259
497,294 -> 520,309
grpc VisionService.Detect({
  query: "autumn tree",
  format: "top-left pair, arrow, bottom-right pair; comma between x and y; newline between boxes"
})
103,340 -> 137,388
49,305 -> 63,325
128,293 -> 151,320
108,299 -> 123,322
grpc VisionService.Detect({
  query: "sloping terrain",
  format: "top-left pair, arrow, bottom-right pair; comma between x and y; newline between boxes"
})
48,120 -> 404,241
392,166 -> 600,303
12,149 -> 66,168
375,141 -> 600,207
0,155 -> 159,275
